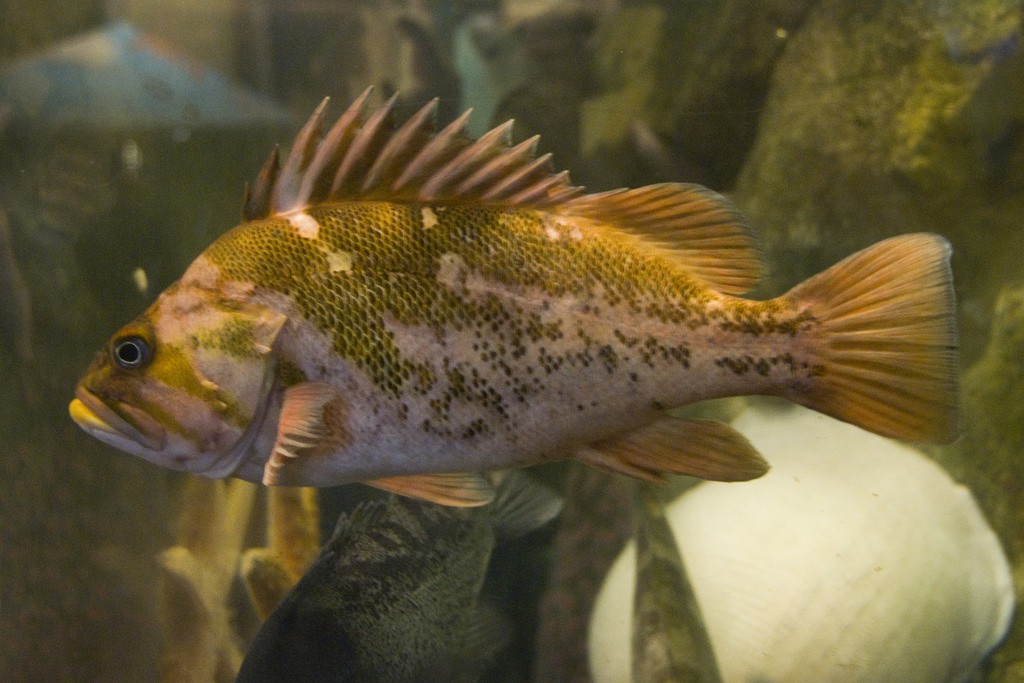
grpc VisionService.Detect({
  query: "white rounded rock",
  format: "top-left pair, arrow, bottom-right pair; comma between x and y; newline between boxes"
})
589,404 -> 1014,683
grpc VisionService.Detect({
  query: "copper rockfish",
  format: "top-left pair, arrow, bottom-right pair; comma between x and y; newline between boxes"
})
70,89 -> 958,506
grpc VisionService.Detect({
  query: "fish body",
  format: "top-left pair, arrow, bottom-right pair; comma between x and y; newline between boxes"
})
70,90 -> 958,505
235,472 -> 561,682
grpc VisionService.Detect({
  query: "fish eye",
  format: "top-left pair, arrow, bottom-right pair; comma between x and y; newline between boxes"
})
112,336 -> 151,370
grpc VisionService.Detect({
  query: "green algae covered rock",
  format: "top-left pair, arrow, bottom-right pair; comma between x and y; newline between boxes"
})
733,0 -> 1024,362
581,0 -> 819,189
935,283 -> 1024,681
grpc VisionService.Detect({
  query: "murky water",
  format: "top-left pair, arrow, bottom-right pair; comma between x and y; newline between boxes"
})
1,1 -> 1022,681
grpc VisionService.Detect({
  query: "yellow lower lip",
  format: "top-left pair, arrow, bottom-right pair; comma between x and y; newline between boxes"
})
70,387 -> 167,450
69,397 -> 118,435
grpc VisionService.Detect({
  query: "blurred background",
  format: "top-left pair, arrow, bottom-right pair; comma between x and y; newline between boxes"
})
1,1 -> 1023,681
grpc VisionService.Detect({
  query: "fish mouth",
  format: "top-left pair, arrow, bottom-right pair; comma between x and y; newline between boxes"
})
69,386 -> 167,452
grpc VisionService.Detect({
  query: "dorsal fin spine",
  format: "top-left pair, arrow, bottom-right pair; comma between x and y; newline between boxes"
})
507,169 -> 577,205
419,119 -> 516,198
299,87 -> 373,209
273,98 -> 329,214
480,152 -> 553,202
455,134 -> 540,196
330,93 -> 399,197
243,145 -> 280,220
361,98 -> 439,194
392,107 -> 474,193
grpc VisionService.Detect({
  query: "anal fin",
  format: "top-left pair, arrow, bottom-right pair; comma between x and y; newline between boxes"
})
576,415 -> 768,483
366,472 -> 496,507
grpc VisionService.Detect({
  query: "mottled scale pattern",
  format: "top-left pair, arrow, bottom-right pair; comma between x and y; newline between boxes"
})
203,201 -> 797,443
191,318 -> 264,358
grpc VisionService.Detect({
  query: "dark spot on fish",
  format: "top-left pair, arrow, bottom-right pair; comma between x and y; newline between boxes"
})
715,356 -> 751,375
614,329 -> 640,348
598,345 -> 618,374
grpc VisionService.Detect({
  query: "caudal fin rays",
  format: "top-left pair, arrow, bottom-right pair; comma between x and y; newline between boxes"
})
784,233 -> 959,443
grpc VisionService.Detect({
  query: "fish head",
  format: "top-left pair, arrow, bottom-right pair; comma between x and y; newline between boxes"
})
69,283 -> 287,478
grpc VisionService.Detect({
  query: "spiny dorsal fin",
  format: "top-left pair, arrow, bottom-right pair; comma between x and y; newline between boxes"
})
243,89 -> 762,293
242,145 -> 280,222
243,86 -> 583,221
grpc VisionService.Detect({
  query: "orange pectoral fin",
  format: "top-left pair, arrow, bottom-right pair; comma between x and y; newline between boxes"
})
262,382 -> 341,486
576,415 -> 769,483
365,472 -> 496,507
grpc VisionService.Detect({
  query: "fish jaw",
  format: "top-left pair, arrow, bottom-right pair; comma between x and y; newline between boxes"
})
70,384 -> 166,453
69,379 -> 265,479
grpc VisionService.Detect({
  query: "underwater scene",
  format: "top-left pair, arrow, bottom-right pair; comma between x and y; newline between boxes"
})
2,0 -> 1024,681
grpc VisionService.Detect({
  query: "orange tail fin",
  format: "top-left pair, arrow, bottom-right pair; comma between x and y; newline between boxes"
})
784,233 -> 958,443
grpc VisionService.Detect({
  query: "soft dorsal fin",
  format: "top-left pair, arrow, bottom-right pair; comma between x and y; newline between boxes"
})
242,89 -> 762,293
563,184 -> 763,294
242,86 -> 584,221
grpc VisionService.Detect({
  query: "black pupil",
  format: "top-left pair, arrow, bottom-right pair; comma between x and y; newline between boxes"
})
114,338 -> 146,368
